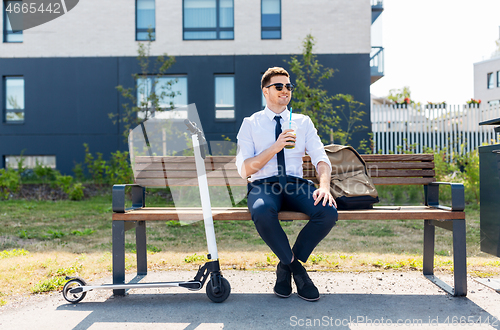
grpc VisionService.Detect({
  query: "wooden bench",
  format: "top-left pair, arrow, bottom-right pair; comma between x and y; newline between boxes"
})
112,154 -> 467,296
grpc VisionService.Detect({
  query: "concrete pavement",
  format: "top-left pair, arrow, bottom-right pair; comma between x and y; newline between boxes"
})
1,270 -> 499,329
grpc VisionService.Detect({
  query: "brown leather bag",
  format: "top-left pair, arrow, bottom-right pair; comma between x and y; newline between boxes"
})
324,144 -> 379,210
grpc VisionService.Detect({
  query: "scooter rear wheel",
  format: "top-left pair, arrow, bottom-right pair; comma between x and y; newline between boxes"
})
206,277 -> 230,303
62,278 -> 87,304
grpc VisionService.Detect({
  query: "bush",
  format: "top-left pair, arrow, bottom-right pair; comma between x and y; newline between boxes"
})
84,143 -> 107,185
50,173 -> 84,201
20,169 -> 37,181
72,162 -> 85,182
461,149 -> 480,204
84,144 -> 133,185
423,147 -> 479,205
15,152 -> 28,177
68,182 -> 84,201
54,174 -> 73,193
105,150 -> 133,184
33,162 -> 58,183
0,168 -> 21,200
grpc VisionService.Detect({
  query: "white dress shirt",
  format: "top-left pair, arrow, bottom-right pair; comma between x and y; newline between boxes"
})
236,106 -> 332,182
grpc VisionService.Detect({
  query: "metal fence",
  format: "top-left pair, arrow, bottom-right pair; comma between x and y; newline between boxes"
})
371,104 -> 500,161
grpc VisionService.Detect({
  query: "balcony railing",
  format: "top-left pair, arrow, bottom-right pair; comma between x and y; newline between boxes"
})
370,46 -> 384,83
371,0 -> 383,23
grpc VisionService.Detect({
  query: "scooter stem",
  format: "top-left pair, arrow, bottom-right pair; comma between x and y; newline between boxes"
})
192,132 -> 219,260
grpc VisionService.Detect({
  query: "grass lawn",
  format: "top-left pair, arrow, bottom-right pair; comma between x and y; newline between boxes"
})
0,185 -> 499,307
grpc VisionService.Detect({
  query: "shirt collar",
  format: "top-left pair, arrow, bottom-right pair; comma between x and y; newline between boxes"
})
264,106 -> 289,121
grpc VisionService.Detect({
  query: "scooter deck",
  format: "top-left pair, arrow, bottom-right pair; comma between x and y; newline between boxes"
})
70,280 -> 202,294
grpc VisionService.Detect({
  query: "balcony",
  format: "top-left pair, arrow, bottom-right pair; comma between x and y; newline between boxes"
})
370,46 -> 384,84
371,0 -> 383,23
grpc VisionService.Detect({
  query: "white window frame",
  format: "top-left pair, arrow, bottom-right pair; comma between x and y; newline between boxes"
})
4,76 -> 24,123
5,155 -> 56,169
136,75 -> 188,119
215,75 -> 235,120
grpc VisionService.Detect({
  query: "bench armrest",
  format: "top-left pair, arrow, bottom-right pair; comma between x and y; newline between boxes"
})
112,184 -> 145,213
425,182 -> 465,211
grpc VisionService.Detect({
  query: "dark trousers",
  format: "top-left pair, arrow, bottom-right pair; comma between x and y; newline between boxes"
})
247,177 -> 338,265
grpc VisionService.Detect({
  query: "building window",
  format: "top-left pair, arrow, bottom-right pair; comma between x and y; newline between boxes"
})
137,75 -> 188,119
5,155 -> 56,169
3,1 -> 23,43
497,71 -> 500,88
487,72 -> 494,89
4,76 -> 24,122
215,75 -> 234,119
183,0 -> 234,40
261,0 -> 281,39
136,0 -> 155,41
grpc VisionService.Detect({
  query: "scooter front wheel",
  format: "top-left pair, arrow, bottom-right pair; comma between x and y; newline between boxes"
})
62,278 -> 87,304
206,277 -> 230,303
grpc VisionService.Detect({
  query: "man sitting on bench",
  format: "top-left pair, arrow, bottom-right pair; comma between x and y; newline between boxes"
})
235,67 -> 338,301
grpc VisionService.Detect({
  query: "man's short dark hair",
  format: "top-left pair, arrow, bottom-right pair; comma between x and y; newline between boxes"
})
261,67 -> 290,89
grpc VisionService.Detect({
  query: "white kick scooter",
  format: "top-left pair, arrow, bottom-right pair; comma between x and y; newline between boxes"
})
62,119 -> 231,303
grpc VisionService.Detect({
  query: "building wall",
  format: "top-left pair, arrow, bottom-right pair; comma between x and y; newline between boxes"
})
0,0 -> 371,58
0,57 -> 121,172
474,57 -> 500,105
1,54 -> 370,174
0,0 -> 372,174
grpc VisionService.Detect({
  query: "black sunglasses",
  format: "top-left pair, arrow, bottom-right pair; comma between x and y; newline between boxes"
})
264,83 -> 295,92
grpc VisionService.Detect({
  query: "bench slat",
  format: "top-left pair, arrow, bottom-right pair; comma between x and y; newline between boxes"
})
135,154 -> 434,163
371,177 -> 435,185
134,156 -> 434,171
135,156 -> 235,163
136,170 -> 241,179
367,169 -> 436,177
136,178 -> 248,186
136,177 -> 436,186
112,206 -> 464,221
134,163 -> 212,171
132,154 -> 436,186
362,154 -> 434,162
367,162 -> 435,169
136,169 -> 436,179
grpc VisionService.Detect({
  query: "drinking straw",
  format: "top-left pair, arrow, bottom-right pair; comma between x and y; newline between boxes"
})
289,107 -> 292,129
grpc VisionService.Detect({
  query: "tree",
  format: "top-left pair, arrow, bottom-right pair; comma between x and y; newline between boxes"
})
288,34 -> 337,144
331,93 -> 367,146
387,86 -> 414,105
110,30 -> 177,141
288,34 -> 367,146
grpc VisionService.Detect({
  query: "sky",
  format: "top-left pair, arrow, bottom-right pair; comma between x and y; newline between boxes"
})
369,0 -> 500,105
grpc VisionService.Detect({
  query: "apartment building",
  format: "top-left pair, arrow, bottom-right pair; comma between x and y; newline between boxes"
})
1,0 -> 382,174
474,57 -> 500,106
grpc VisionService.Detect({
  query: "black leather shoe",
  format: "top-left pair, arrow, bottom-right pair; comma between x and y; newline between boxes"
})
290,260 -> 320,301
273,262 -> 292,298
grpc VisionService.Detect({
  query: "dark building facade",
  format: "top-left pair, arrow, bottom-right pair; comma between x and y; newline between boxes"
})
1,0 -> 381,174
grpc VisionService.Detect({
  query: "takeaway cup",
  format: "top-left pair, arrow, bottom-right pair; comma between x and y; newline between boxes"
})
283,120 -> 297,149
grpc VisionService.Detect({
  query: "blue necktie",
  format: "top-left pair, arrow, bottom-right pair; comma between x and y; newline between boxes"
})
274,116 -> 287,188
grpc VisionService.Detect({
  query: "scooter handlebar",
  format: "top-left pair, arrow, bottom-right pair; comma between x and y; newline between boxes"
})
184,119 -> 206,159
184,119 -> 199,134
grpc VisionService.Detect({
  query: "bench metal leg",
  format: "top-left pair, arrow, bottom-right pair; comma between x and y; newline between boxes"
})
423,220 -> 435,276
112,221 -> 126,296
422,219 -> 467,296
452,219 -> 467,296
136,221 -> 147,276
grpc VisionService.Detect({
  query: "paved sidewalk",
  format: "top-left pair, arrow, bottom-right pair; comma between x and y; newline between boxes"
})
0,270 -> 499,329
